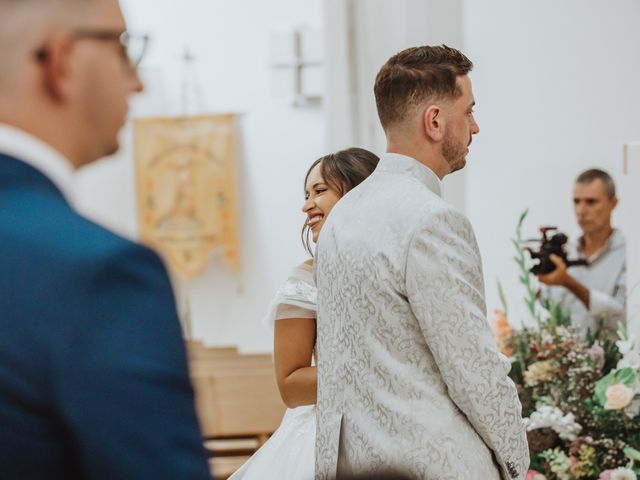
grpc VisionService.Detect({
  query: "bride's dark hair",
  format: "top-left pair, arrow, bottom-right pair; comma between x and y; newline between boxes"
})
302,147 -> 379,255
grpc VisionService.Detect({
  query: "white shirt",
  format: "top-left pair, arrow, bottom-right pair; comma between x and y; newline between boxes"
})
0,123 -> 75,203
543,229 -> 626,338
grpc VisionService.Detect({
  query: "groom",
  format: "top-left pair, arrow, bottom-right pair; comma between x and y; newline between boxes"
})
315,45 -> 529,479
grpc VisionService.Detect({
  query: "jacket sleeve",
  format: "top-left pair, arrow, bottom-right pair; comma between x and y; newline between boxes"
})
55,241 -> 210,480
405,207 -> 529,480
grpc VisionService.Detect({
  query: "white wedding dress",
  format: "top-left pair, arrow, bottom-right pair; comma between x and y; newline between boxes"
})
229,263 -> 316,480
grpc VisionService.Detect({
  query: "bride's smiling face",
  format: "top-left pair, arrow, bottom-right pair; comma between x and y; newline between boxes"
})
302,163 -> 341,243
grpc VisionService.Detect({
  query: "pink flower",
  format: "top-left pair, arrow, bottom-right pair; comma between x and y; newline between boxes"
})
526,470 -> 547,480
600,468 -> 638,480
570,456 -> 579,476
587,344 -> 605,369
604,384 -> 635,410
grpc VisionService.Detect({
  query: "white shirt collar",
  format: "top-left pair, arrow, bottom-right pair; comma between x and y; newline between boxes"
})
378,153 -> 443,197
0,123 -> 75,202
575,228 -> 625,262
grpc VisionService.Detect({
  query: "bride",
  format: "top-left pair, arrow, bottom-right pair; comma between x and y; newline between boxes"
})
229,148 -> 379,479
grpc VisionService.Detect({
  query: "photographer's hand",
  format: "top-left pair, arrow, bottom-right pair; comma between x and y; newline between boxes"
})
538,254 -> 590,308
537,254 -> 569,286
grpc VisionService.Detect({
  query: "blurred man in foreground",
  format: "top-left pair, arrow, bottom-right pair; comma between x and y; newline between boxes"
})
0,1 -> 210,478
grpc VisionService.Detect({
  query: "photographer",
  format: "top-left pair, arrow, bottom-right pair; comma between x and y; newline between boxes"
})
538,169 -> 626,339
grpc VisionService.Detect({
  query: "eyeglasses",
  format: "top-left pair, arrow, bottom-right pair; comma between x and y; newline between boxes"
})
36,29 -> 149,70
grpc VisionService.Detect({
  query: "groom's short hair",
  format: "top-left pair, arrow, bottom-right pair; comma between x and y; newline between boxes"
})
374,45 -> 473,130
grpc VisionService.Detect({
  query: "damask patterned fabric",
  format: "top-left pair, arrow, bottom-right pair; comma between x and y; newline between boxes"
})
314,153 -> 529,480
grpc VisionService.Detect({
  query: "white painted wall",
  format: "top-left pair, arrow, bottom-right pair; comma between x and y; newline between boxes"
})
75,0 -> 324,352
325,0 -> 640,333
324,0 -> 467,211
623,144 -> 640,339
463,0 -> 640,331
73,1 -> 640,352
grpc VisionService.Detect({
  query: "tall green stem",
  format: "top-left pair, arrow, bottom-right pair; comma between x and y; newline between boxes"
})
512,210 -> 543,327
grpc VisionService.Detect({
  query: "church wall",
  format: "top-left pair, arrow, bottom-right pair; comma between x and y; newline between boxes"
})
73,1 -> 640,351
75,0 -> 325,352
463,0 -> 640,332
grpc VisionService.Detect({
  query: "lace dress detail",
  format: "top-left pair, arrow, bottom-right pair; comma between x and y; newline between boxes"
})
278,279 -> 317,305
263,263 -> 317,328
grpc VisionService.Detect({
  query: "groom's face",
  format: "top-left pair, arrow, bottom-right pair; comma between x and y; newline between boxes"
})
442,75 -> 479,173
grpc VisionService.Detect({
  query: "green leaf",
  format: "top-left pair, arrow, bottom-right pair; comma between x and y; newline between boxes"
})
625,447 -> 640,462
594,371 -> 616,405
615,368 -> 637,388
518,209 -> 529,228
497,279 -> 508,316
549,303 -> 561,324
618,322 -> 629,341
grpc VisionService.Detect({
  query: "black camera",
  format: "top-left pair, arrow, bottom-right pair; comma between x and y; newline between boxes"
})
526,227 -> 588,275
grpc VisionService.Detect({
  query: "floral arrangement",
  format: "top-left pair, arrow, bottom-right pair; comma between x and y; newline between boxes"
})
494,211 -> 640,480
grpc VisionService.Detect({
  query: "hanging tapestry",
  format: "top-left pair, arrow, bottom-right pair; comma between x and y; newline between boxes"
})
134,114 -> 239,278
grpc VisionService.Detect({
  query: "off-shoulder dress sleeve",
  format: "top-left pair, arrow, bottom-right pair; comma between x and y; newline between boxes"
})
263,263 -> 317,329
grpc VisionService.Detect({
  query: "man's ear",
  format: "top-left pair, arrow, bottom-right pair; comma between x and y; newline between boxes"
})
611,196 -> 619,210
422,105 -> 445,142
39,33 -> 75,102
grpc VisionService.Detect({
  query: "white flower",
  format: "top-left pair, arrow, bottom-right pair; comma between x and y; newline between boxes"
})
616,335 -> 640,370
617,334 -> 637,354
540,329 -> 555,345
617,350 -> 640,371
523,405 -> 582,441
610,467 -> 637,480
625,397 -> 640,418
536,301 -> 550,323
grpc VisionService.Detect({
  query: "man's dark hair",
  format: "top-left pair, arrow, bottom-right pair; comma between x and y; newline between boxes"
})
373,44 -> 473,130
575,168 -> 616,198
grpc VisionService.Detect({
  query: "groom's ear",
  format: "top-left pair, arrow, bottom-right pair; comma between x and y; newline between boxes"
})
422,105 -> 445,142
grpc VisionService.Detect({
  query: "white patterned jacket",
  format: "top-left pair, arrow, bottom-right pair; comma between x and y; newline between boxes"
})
314,153 -> 529,480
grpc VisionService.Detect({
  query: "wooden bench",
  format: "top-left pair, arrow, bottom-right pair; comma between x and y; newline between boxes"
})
187,342 -> 240,360
186,341 -> 286,479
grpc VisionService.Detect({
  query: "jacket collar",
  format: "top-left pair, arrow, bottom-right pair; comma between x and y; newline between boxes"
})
577,228 -> 625,262
376,153 -> 442,197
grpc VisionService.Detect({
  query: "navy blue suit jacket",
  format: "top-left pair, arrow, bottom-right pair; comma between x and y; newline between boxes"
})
0,154 -> 210,479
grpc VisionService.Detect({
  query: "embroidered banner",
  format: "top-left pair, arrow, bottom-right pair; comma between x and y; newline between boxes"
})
134,114 -> 239,278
